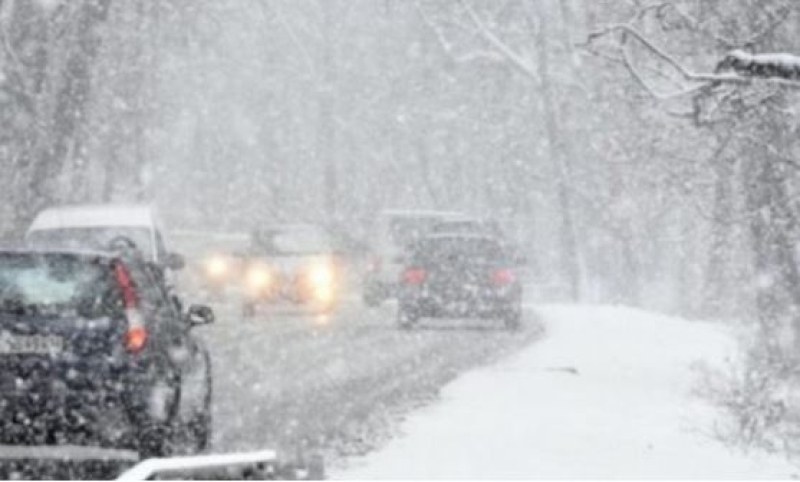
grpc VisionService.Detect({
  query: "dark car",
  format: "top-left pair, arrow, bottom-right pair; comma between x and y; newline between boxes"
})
0,248 -> 214,457
429,218 -> 505,239
397,234 -> 523,330
241,224 -> 340,316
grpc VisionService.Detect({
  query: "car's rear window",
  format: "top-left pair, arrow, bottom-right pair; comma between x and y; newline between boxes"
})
388,218 -> 443,247
411,238 -> 508,265
0,253 -> 116,317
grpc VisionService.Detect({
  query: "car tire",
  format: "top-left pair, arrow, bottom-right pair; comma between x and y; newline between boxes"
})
397,307 -> 418,329
502,307 -> 522,331
193,356 -> 214,452
307,453 -> 326,480
363,284 -> 384,308
136,377 -> 181,458
137,421 -> 173,458
185,399 -> 212,453
242,302 -> 256,318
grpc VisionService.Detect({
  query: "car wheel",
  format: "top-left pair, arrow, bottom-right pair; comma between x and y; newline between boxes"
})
397,307 -> 418,329
363,284 -> 384,307
242,302 -> 256,318
502,308 -> 522,331
136,378 -> 181,458
190,357 -> 213,452
137,421 -> 172,458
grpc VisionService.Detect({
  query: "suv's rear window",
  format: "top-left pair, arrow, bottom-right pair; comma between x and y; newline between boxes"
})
411,237 -> 508,265
388,218 -> 442,247
0,253 -> 115,317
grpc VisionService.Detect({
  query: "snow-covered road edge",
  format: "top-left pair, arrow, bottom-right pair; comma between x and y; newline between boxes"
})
335,304 -> 798,479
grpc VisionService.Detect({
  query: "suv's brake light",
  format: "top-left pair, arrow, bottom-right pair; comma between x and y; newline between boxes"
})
491,268 -> 515,286
113,262 -> 148,353
403,268 -> 427,285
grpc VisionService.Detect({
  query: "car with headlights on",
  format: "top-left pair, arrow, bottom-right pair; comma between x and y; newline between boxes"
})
241,224 -> 340,317
397,234 -> 524,330
0,246 -> 214,457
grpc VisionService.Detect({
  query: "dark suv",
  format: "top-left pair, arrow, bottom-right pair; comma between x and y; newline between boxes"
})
397,234 -> 523,330
0,249 -> 213,457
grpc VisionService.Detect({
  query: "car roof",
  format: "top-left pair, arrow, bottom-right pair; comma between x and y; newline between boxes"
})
379,209 -> 466,219
434,217 -> 492,224
27,204 -> 156,232
417,233 -> 500,243
254,223 -> 326,233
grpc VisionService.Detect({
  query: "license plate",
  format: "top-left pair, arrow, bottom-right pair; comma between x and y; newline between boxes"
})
0,332 -> 63,355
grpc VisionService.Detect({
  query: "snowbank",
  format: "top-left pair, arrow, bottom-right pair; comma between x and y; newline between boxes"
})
337,305 -> 797,479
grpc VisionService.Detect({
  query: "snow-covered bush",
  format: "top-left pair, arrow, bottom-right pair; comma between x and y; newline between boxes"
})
698,342 -> 800,454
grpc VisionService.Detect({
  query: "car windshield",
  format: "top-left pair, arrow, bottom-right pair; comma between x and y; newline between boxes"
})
26,227 -> 153,260
0,253 -> 112,317
4,2 -> 800,480
251,229 -> 331,256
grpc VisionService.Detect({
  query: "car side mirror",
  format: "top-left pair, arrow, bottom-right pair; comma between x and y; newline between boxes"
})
171,295 -> 184,314
164,252 -> 186,271
186,304 -> 214,327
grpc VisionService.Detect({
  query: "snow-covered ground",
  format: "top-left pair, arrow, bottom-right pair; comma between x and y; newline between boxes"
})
337,305 -> 798,479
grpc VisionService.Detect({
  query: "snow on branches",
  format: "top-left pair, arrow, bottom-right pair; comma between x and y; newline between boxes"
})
584,24 -> 800,100
717,50 -> 800,81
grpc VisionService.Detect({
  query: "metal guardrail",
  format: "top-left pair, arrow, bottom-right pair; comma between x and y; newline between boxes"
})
0,444 -> 139,462
0,446 -> 296,480
116,449 -> 279,481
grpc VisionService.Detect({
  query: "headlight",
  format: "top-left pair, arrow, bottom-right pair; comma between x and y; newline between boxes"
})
307,262 -> 335,303
308,263 -> 334,288
205,255 -> 229,278
314,285 -> 334,304
246,266 -> 272,291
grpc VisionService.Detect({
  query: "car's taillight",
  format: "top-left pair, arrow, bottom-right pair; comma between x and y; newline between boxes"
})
114,262 -> 148,353
124,326 -> 148,353
403,268 -> 427,285
491,268 -> 515,286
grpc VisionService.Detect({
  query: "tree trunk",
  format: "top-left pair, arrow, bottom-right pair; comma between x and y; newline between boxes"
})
318,0 -> 338,228
534,10 -> 581,301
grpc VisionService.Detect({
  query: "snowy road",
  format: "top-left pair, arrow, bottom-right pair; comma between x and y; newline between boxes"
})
337,305 -> 798,479
196,293 -> 542,467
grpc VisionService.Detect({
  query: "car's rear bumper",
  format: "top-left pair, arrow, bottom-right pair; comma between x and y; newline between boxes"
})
399,287 -> 521,318
0,390 -> 138,446
0,366 -> 156,446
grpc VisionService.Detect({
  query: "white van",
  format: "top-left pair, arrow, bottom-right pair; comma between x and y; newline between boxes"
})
25,204 -> 183,269
362,209 -> 466,306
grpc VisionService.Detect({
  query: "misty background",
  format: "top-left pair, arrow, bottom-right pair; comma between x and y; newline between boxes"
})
3,0 -> 800,332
